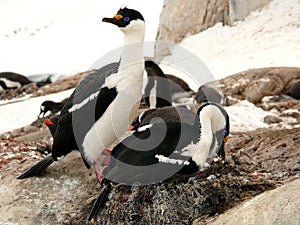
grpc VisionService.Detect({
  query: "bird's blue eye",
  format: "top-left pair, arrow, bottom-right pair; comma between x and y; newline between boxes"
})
223,130 -> 228,136
123,17 -> 130,22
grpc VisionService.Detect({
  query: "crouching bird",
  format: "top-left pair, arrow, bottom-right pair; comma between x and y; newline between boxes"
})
17,7 -> 146,181
88,102 -> 230,220
38,98 -> 68,118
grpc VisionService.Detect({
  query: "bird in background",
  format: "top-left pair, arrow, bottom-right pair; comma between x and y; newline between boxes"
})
0,72 -> 52,92
38,98 -> 69,118
143,60 -> 193,108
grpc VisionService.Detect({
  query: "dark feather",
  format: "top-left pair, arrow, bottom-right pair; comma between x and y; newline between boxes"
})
51,63 -> 119,162
17,63 -> 120,177
17,155 -> 55,179
88,182 -> 112,221
0,72 -> 32,85
104,122 -> 199,185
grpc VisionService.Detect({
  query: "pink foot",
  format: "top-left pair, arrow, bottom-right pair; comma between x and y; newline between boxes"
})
101,148 -> 112,155
101,148 -> 112,166
102,154 -> 111,167
93,162 -> 105,183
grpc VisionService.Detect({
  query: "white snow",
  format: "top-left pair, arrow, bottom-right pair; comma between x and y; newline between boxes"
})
163,0 -> 300,80
224,100 -> 270,132
0,0 -> 164,75
0,0 -> 300,133
0,89 -> 73,133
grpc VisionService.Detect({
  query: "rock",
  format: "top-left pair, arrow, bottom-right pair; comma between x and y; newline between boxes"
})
31,70 -> 95,97
286,81 -> 300,99
156,0 -> 270,58
0,124 -> 300,224
0,70 -> 94,101
229,0 -> 271,23
219,67 -> 300,104
156,0 -> 228,57
282,110 -> 300,120
0,132 -> 12,140
0,83 -> 39,101
23,125 -> 38,134
0,150 -> 95,225
260,99 -> 300,111
206,178 -> 300,225
0,66 -> 299,224
157,0 -> 228,45
263,115 -> 282,124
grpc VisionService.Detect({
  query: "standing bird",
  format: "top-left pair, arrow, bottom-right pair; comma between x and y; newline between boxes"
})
18,7 -> 146,181
88,102 -> 230,220
143,60 -> 193,108
144,60 -> 172,108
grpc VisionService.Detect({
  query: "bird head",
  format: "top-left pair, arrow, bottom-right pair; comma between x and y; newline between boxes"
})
102,7 -> 145,33
39,102 -> 50,118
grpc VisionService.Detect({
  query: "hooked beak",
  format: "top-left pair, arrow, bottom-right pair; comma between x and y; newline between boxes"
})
102,16 -> 127,27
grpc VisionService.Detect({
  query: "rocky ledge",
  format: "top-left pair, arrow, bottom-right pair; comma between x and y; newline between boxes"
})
0,67 -> 299,224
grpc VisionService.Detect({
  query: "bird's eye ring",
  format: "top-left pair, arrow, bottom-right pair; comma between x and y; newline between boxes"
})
223,130 -> 228,136
123,17 -> 130,22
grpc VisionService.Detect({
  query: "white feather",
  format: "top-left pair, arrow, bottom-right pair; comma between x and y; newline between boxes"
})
155,154 -> 190,165
0,78 -> 22,89
186,105 -> 226,168
68,90 -> 100,113
137,123 -> 153,132
138,111 -> 145,123
82,19 -> 145,166
149,79 -> 157,108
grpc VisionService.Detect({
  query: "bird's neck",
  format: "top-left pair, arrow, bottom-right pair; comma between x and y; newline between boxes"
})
119,25 -> 145,70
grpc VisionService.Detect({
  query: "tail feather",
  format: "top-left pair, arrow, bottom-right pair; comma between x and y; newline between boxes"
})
17,155 -> 55,179
88,182 -> 111,221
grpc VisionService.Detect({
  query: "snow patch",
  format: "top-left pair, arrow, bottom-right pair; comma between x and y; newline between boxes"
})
0,89 -> 74,133
225,100 -> 271,132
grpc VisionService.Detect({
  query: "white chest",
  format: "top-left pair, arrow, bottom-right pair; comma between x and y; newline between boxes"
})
82,63 -> 144,165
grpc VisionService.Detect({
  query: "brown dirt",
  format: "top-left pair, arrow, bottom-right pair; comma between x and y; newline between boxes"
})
0,126 -> 299,224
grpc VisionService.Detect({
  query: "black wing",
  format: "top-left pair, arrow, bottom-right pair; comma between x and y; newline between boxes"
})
0,72 -> 32,85
104,122 -> 199,185
51,63 -> 119,159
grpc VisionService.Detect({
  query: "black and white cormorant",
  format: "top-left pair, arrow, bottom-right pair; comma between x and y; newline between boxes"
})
38,98 -> 69,118
143,60 -> 193,108
43,117 -> 59,137
144,60 -> 172,108
88,102 -> 230,220
0,72 -> 52,92
18,7 -> 146,181
0,72 -> 32,92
